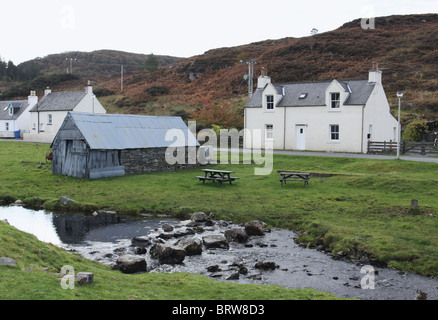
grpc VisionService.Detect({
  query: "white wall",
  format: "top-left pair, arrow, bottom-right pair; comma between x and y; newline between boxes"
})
24,86 -> 107,143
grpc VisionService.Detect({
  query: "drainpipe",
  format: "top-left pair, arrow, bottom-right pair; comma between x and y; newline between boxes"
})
283,107 -> 286,150
361,105 -> 365,153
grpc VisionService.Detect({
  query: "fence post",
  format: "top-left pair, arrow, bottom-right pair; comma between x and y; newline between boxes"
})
421,143 -> 426,155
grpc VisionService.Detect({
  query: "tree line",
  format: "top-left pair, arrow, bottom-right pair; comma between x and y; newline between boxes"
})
0,57 -> 41,82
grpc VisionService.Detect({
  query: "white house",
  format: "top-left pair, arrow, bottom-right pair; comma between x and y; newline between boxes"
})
24,82 -> 107,143
0,91 -> 37,138
244,66 -> 398,153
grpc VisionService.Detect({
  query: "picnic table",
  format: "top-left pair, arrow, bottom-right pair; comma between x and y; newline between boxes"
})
196,169 -> 240,185
279,172 -> 310,187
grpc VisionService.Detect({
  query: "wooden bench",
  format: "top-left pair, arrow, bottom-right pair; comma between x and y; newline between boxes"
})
279,172 -> 310,187
196,169 -> 240,185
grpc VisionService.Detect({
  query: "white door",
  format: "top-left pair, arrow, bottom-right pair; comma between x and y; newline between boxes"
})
296,125 -> 306,150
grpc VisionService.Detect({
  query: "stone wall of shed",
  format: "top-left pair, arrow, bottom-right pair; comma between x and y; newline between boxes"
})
120,147 -> 199,175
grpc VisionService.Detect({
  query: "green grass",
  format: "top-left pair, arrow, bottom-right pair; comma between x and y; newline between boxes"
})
1,141 -> 438,279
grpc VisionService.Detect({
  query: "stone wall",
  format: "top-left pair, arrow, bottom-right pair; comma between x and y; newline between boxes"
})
120,147 -> 199,175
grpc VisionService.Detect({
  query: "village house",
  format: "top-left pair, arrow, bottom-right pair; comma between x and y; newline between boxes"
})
51,112 -> 200,179
244,65 -> 398,153
0,91 -> 37,138
24,81 -> 106,143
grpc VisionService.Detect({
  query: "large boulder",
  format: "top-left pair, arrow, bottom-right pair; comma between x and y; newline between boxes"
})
116,255 -> 147,274
224,228 -> 249,243
191,212 -> 208,223
0,257 -> 17,267
174,238 -> 203,256
150,243 -> 186,264
131,236 -> 152,247
244,221 -> 269,236
202,235 -> 229,249
60,196 -> 76,206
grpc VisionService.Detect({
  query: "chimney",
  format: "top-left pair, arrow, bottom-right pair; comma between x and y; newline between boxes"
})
368,61 -> 382,84
44,87 -> 52,96
28,91 -> 38,107
85,80 -> 93,94
257,67 -> 271,89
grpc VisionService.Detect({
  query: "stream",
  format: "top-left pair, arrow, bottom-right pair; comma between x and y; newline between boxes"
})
1,205 -> 437,300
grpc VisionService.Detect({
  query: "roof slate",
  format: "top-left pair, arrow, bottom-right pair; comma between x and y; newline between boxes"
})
0,101 -> 29,120
30,91 -> 87,112
244,79 -> 376,108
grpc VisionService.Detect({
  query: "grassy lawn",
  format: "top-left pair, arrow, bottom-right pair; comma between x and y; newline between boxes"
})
1,141 -> 438,280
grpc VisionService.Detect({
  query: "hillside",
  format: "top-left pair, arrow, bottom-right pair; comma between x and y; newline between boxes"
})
100,13 -> 438,123
2,14 -> 438,127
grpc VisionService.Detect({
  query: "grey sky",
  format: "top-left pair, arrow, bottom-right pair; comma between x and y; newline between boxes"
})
2,0 -> 437,64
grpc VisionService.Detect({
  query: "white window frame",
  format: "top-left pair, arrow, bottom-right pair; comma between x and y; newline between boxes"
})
330,93 -> 341,109
330,125 -> 340,141
265,124 -> 274,140
48,114 -> 53,125
266,95 -> 274,110
8,107 -> 13,116
5,122 -> 10,131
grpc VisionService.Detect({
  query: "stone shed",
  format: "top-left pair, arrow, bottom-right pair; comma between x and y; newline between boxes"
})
51,112 -> 199,179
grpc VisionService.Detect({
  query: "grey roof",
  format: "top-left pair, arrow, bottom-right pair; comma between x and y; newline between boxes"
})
0,100 -> 29,120
245,79 -> 376,108
30,91 -> 87,112
56,112 -> 200,150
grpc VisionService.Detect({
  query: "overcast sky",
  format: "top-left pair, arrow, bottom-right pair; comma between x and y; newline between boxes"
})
2,0 -> 437,64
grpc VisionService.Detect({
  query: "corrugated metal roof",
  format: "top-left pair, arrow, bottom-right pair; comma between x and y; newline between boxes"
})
67,112 -> 199,150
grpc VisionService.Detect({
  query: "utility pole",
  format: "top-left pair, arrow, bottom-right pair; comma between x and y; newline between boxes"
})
66,58 -> 77,74
241,59 -> 257,98
121,65 -> 124,92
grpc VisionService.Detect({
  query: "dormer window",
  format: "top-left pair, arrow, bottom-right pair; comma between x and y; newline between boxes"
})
266,95 -> 274,110
8,106 -> 13,116
331,93 -> 340,109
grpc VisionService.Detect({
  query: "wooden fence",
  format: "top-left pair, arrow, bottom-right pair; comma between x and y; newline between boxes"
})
367,141 -> 438,155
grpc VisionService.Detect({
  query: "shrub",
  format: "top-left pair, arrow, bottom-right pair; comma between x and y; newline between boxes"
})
145,85 -> 169,96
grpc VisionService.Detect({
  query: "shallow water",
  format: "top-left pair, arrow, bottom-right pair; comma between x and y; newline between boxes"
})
1,206 -> 437,300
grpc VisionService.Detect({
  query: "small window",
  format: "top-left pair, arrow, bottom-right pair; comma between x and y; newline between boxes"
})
330,125 -> 340,140
266,124 -> 274,139
331,93 -> 340,109
5,123 -> 9,131
299,93 -> 307,99
48,114 -> 53,125
8,107 -> 13,116
266,95 -> 274,110
32,123 -> 36,131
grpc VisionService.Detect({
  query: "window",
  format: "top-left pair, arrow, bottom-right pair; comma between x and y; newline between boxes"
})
8,107 -> 13,116
331,93 -> 340,109
32,123 -> 36,131
5,123 -> 9,131
48,114 -> 53,125
266,124 -> 274,139
266,95 -> 274,110
330,125 -> 340,140
299,93 -> 308,99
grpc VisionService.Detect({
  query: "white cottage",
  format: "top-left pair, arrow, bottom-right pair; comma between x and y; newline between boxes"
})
244,66 -> 398,153
0,91 -> 37,138
24,82 -> 106,143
